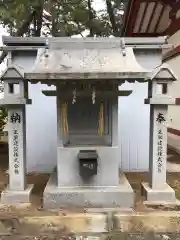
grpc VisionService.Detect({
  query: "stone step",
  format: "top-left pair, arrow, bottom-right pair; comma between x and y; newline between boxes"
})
0,211 -> 179,235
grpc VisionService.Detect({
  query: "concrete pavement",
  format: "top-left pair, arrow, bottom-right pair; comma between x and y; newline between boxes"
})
0,207 -> 179,236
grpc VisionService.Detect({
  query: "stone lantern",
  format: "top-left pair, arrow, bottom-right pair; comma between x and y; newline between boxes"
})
142,63 -> 178,203
2,66 -> 29,102
0,64 -> 32,204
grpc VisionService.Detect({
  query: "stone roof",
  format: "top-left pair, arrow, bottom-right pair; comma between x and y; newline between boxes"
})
146,63 -> 177,81
0,64 -> 24,80
25,44 -> 150,81
1,37 -> 169,82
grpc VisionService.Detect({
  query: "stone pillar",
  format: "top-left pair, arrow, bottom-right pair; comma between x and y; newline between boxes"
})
142,66 -> 177,203
142,102 -> 175,202
1,105 -> 33,204
8,107 -> 26,191
149,105 -> 168,189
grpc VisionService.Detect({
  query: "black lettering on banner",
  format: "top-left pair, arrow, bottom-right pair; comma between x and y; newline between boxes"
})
10,113 -> 21,124
158,130 -> 163,134
156,113 -> 165,124
14,169 -> 19,174
158,135 -> 163,140
12,129 -> 19,174
157,128 -> 163,173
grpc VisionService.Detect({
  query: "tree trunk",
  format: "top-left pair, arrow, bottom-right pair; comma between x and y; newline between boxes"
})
51,3 -> 57,36
105,0 -> 119,36
87,0 -> 94,37
34,4 -> 44,36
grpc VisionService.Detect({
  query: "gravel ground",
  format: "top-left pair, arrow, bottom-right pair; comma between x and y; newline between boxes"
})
0,233 -> 179,240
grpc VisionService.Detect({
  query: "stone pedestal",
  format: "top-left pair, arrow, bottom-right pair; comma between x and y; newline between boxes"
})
1,107 -> 33,204
1,185 -> 33,204
142,105 -> 176,202
43,147 -> 135,208
43,171 -> 134,209
142,182 -> 175,202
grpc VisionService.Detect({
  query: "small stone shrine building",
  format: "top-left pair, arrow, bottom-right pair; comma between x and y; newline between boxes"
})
0,36 -> 179,208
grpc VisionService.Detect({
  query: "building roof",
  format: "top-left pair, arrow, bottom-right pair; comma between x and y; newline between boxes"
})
123,0 -> 179,37
1,36 -> 169,83
26,43 -> 149,81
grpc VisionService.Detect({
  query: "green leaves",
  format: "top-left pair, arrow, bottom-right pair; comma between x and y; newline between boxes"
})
0,0 -> 127,37
0,107 -> 7,132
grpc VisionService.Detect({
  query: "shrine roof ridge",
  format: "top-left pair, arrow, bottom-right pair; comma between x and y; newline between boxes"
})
2,36 -> 170,49
24,71 -> 148,81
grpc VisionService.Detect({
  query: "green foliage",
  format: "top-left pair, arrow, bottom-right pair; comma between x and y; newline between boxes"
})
0,0 -> 128,37
0,0 -> 36,34
0,107 -> 7,132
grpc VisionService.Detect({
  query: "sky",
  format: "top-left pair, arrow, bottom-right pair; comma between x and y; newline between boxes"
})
0,25 -> 8,97
0,25 -> 8,73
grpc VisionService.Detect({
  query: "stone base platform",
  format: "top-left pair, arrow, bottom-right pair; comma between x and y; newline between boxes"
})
141,182 -> 176,202
43,173 -> 134,209
1,184 -> 33,204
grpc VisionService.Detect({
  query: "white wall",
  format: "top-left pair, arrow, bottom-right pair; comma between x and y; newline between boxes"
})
165,30 -> 180,131
166,55 -> 180,131
119,82 -> 149,171
26,83 -> 57,172
168,30 -> 180,48
119,51 -> 162,172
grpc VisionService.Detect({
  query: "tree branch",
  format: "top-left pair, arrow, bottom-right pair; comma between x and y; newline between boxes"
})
0,51 -> 7,66
15,9 -> 37,36
0,3 -> 43,64
87,0 -> 94,37
33,3 -> 44,36
105,0 -> 119,36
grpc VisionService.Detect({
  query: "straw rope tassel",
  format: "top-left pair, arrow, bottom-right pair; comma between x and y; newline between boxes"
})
61,103 -> 65,136
65,102 -> 69,135
98,102 -> 104,136
61,102 -> 69,136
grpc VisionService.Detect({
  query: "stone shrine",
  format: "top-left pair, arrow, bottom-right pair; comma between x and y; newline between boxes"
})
0,36 -> 179,208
